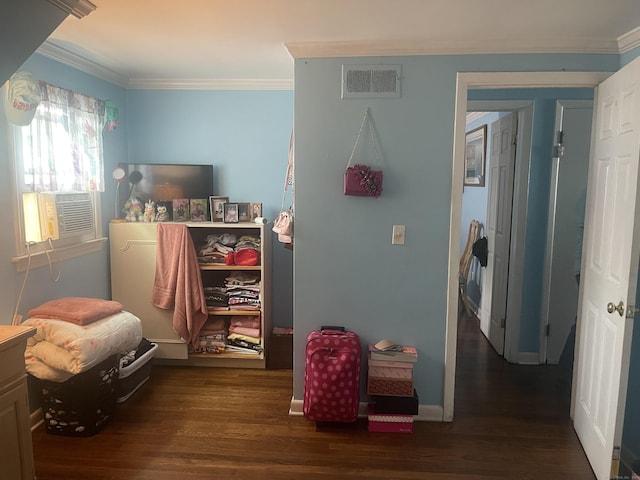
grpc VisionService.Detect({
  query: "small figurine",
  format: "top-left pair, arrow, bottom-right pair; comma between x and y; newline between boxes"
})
143,200 -> 155,222
155,204 -> 170,222
123,197 -> 143,222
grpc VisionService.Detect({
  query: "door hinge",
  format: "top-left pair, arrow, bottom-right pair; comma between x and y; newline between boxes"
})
626,305 -> 640,318
552,144 -> 565,158
553,130 -> 564,158
545,324 -> 550,337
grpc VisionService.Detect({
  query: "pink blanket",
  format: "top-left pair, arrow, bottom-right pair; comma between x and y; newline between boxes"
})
229,325 -> 260,337
152,223 -> 207,346
28,297 -> 123,326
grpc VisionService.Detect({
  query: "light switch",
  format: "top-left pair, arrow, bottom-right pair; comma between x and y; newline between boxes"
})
392,225 -> 405,245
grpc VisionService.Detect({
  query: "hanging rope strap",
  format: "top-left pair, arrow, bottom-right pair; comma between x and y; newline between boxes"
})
346,107 -> 382,169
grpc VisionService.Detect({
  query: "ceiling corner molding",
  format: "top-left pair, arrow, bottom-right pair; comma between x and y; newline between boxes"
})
285,38 -> 619,59
618,26 -> 640,53
44,0 -> 97,18
37,40 -> 128,87
126,78 -> 294,91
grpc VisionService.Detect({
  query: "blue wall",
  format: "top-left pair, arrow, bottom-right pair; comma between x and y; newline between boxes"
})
0,55 -> 295,331
125,88 -> 294,327
292,53 -> 617,407
0,54 -> 127,323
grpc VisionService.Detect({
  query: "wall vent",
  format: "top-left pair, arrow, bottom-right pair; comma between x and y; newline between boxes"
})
341,64 -> 401,99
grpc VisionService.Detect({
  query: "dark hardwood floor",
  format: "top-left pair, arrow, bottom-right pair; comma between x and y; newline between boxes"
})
31,313 -> 595,479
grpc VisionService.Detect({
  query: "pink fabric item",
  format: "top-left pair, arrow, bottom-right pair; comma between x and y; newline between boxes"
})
28,297 -> 123,326
202,318 -> 226,331
228,325 -> 260,337
229,315 -> 260,328
152,223 -> 208,346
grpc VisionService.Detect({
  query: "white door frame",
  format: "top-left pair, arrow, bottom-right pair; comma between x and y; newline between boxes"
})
444,71 -> 611,421
467,101 -> 533,364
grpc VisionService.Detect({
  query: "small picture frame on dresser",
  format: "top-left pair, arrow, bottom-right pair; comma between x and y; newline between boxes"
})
237,203 -> 250,222
250,202 -> 262,220
209,196 -> 228,222
223,203 -> 239,223
172,198 -> 190,222
190,198 -> 208,221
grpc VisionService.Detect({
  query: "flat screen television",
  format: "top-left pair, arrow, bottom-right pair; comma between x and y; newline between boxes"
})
117,163 -> 214,214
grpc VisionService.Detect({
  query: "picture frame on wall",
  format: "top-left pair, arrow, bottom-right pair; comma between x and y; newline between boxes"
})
464,125 -> 487,187
237,203 -> 250,222
223,203 -> 239,223
250,202 -> 263,220
209,196 -> 228,222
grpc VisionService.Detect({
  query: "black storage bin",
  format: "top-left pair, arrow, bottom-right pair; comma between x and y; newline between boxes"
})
39,354 -> 119,436
117,340 -> 157,403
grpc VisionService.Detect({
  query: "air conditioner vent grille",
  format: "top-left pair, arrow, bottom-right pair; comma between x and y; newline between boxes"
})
55,193 -> 94,237
342,64 -> 401,99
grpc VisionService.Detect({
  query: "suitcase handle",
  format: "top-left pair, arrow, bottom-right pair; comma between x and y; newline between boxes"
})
320,325 -> 346,332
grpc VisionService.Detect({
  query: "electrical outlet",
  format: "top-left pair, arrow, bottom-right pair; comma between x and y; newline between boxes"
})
392,225 -> 405,245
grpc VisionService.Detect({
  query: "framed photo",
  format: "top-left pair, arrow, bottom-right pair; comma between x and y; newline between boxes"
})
250,202 -> 263,220
464,125 -> 487,187
172,198 -> 190,222
190,198 -> 207,221
209,196 -> 228,222
237,202 -> 250,222
223,203 -> 239,223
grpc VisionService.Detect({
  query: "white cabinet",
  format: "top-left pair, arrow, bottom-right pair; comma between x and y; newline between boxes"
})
0,326 -> 36,480
109,222 -> 271,368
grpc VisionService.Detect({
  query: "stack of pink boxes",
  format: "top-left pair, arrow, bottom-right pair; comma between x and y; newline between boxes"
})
367,340 -> 418,433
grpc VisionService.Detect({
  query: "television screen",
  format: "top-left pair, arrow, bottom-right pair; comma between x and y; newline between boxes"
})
117,163 -> 214,215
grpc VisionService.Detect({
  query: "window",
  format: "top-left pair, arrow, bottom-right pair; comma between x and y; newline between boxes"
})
10,80 -> 106,266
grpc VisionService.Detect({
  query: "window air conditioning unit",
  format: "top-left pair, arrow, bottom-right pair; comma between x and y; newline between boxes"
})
23,192 -> 95,243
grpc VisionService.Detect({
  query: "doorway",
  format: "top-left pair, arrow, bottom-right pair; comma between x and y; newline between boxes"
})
443,72 -> 611,422
461,104 -> 531,361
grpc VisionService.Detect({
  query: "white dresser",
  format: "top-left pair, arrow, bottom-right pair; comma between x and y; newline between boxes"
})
0,325 -> 36,480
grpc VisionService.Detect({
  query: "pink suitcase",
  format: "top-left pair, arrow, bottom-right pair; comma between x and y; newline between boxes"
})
303,327 -> 361,422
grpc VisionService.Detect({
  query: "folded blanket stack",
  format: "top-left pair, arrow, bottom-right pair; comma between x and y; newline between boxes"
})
190,317 -> 227,354
23,297 -> 142,382
227,315 -> 262,353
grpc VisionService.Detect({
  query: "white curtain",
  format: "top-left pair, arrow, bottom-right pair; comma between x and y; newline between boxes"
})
17,81 -> 106,192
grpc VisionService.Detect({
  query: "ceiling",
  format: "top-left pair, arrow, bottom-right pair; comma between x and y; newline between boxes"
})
39,0 -> 640,89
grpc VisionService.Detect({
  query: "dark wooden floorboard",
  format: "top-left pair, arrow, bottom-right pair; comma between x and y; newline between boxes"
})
31,312 -> 595,479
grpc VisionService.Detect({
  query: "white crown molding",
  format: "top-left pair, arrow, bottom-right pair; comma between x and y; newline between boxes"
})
37,40 -> 294,90
44,0 -> 96,18
285,38 -> 620,58
618,26 -> 640,53
126,78 -> 294,91
37,41 -> 128,87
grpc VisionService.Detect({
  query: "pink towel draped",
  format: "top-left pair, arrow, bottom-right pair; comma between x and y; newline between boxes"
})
152,223 -> 208,346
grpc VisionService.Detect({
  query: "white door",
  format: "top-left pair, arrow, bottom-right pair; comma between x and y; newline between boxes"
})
542,101 -> 592,363
480,113 -> 517,355
573,56 -> 640,480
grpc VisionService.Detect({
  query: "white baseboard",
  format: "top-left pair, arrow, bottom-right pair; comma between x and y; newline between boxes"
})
518,352 -> 540,365
289,396 -> 444,421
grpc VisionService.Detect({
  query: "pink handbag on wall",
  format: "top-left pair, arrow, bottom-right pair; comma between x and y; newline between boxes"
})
344,108 -> 383,198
